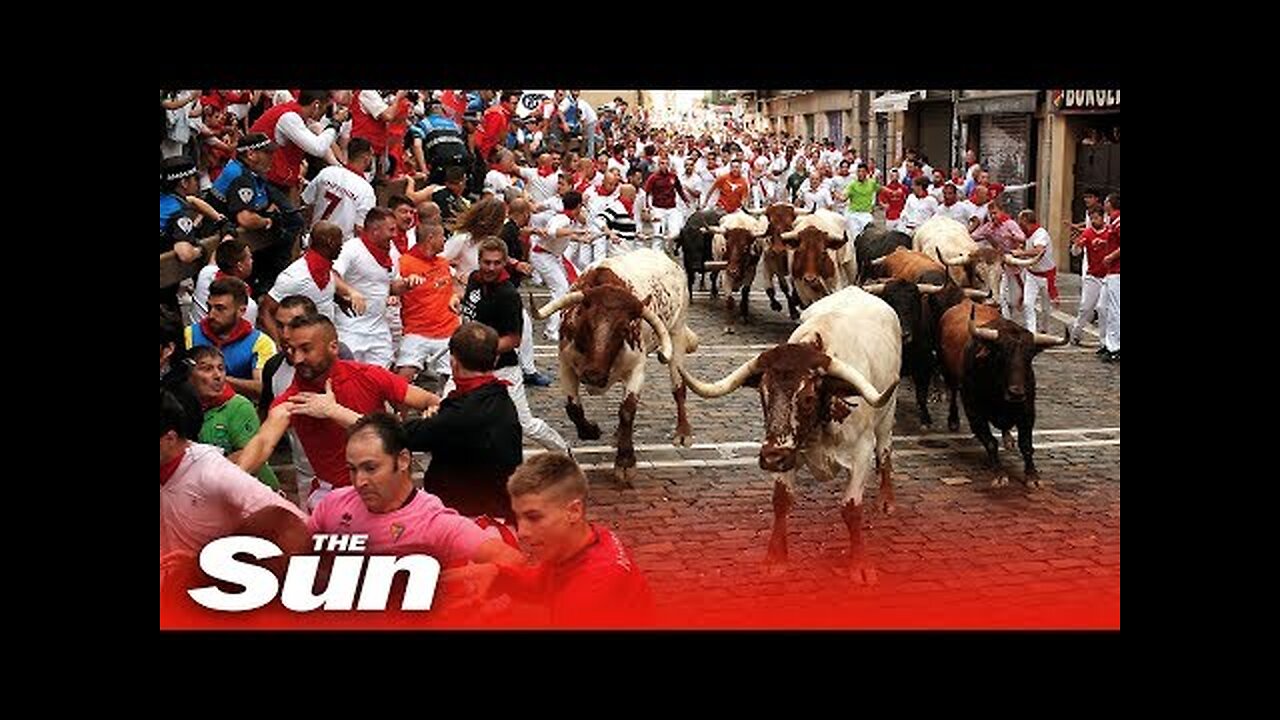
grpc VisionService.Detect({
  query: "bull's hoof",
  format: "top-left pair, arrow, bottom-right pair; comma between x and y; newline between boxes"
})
1024,472 -> 1043,490
919,415 -> 933,430
613,465 -> 636,489
769,298 -> 783,312
880,497 -> 896,515
1002,431 -> 1017,452
672,428 -> 693,447
848,557 -> 879,586
723,325 -> 735,335
788,306 -> 800,321
948,418 -> 961,433
990,474 -> 1010,489
577,422 -> 602,441
765,544 -> 787,568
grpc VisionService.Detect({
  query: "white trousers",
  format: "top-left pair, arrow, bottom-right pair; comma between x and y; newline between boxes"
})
530,250 -> 570,341
519,305 -> 537,374
1022,271 -> 1052,332
845,211 -> 873,238
999,269 -> 1023,320
1103,274 -> 1120,352
1072,275 -> 1106,340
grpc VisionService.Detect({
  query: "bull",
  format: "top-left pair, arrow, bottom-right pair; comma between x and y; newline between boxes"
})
913,215 -> 1037,293
702,210 -> 771,331
673,208 -> 726,298
748,202 -> 811,320
779,209 -> 858,308
675,286 -> 900,583
937,301 -> 1068,488
854,225 -> 913,283
534,248 -> 700,487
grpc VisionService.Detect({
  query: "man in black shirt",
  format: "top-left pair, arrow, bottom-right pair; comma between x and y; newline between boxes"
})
456,238 -> 569,454
432,165 -> 471,226
500,198 -> 553,388
404,322 -> 524,520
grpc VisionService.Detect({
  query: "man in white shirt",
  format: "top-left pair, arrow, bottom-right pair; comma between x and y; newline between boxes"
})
581,170 -> 622,268
827,159 -> 855,201
523,152 -> 563,205
255,89 -> 343,204
1014,209 -> 1058,332
901,177 -> 941,234
192,238 -> 259,326
333,207 -> 418,368
799,172 -> 837,212
301,137 -> 376,243
260,222 -> 365,343
530,191 -> 592,342
932,183 -> 974,225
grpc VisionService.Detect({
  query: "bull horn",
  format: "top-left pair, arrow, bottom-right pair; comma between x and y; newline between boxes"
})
822,356 -> 899,408
534,290 -> 584,320
705,225 -> 725,235
862,283 -> 887,295
781,229 -> 800,240
1003,253 -> 1038,267
794,206 -> 813,215
870,256 -> 888,267
676,352 -> 762,398
963,287 -> 993,300
1033,323 -> 1069,347
639,303 -> 675,363
942,251 -> 971,266
915,283 -> 944,294
967,303 -> 999,341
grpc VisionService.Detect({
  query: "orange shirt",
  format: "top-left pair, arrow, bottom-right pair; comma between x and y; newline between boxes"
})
712,173 -> 750,212
399,253 -> 461,339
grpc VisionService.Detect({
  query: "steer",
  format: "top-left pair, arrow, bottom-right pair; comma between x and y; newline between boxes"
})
703,210 -> 770,330
674,208 -> 726,298
748,202 -> 811,319
937,301 -> 1068,488
914,215 -> 1036,292
534,248 -> 699,487
854,225 -> 914,283
780,209 -> 858,308
675,286 -> 900,583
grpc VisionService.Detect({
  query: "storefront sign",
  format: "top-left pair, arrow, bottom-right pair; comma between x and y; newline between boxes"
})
1050,89 -> 1120,113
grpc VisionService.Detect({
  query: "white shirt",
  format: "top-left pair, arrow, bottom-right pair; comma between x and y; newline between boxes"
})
583,184 -> 620,223
902,193 -> 940,230
608,158 -> 629,177
536,213 -> 583,256
678,171 -> 705,208
522,167 -> 560,204
192,265 -> 259,326
442,232 -> 480,286
268,255 -> 337,321
160,443 -> 305,556
927,184 -> 946,202
358,90 -> 391,120
333,239 -> 396,342
799,184 -> 836,212
933,200 -> 974,226
484,169 -> 519,198
827,173 -> 854,199
272,110 -> 338,159
1025,227 -> 1055,273
301,165 -> 376,241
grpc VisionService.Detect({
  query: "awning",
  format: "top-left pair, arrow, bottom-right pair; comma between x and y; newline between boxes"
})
956,92 -> 1038,117
871,90 -> 925,113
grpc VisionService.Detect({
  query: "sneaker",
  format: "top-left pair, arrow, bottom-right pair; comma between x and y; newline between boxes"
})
1104,350 -> 1119,363
524,371 -> 554,387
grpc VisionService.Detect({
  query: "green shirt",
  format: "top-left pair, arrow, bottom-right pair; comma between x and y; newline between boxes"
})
200,394 -> 280,490
845,178 -> 879,213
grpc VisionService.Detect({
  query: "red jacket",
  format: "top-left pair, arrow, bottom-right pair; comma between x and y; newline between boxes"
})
250,101 -> 306,189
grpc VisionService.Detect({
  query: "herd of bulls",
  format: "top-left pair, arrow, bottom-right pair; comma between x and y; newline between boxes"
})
533,208 -> 1072,583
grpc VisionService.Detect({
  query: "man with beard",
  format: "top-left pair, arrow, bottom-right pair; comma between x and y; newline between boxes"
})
184,277 -> 276,402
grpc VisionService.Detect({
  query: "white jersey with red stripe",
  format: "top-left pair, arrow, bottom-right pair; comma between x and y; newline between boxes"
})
301,165 -> 376,242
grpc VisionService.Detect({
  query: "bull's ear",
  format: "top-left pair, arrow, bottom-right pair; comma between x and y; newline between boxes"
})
782,234 -> 800,248
826,233 -> 849,250
810,334 -> 824,352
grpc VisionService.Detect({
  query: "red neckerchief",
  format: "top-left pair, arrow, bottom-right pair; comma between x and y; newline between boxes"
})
160,446 -> 186,486
619,196 -> 635,214
538,165 -> 557,177
304,249 -> 333,289
392,227 -> 410,255
560,209 -> 579,222
1108,210 -> 1120,228
575,176 -> 593,193
994,211 -> 1012,225
199,316 -> 253,347
200,382 -> 237,411
1025,223 -> 1042,237
213,270 -> 229,281
447,373 -> 511,399
360,232 -> 394,270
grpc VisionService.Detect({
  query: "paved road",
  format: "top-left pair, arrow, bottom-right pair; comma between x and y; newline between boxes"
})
510,266 -> 1119,628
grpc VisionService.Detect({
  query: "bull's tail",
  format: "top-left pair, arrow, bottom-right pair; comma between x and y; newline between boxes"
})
683,326 -> 700,354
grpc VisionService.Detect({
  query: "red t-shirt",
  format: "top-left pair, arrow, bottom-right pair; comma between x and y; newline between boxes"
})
1103,215 -> 1120,274
879,184 -> 907,220
493,523 -> 655,627
712,173 -> 750,213
1078,226 -> 1112,279
271,360 -> 409,487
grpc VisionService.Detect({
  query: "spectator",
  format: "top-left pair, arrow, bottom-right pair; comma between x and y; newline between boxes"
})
185,277 -> 276,401
187,345 -> 280,490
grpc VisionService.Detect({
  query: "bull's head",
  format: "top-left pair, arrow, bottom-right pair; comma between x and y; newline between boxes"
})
719,227 -> 764,291
761,203 -> 807,255
862,279 -> 943,346
676,335 -> 899,472
967,303 -> 1067,403
782,226 -> 847,289
535,287 -> 674,387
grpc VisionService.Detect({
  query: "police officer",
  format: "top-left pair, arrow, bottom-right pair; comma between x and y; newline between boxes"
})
160,156 -> 207,263
225,132 -> 303,295
406,98 -> 471,185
